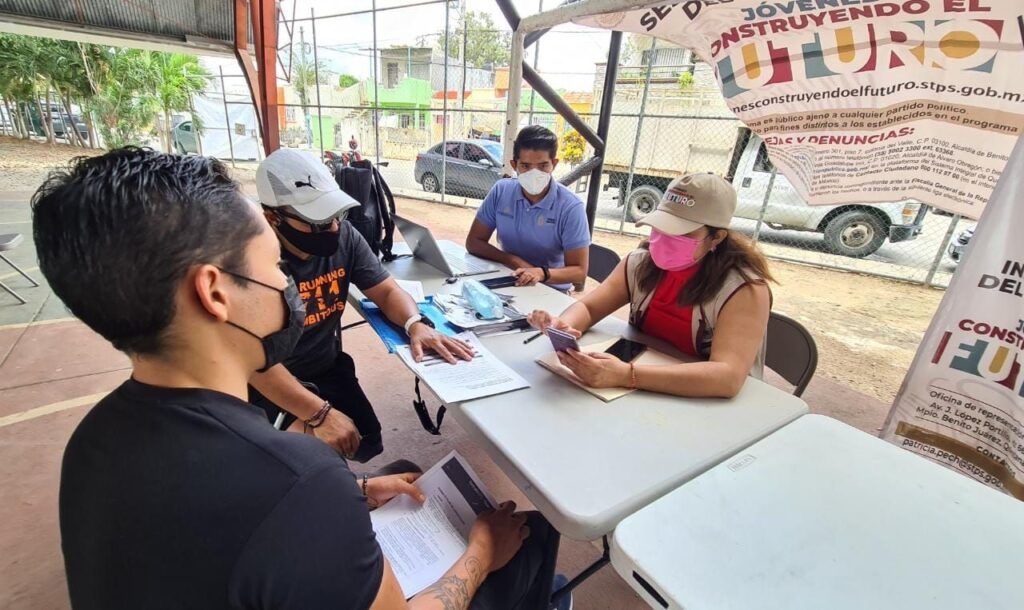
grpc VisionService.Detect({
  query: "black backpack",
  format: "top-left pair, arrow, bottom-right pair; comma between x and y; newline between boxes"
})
330,158 -> 397,261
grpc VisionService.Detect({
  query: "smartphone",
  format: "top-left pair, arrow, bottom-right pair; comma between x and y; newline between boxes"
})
547,328 -> 581,353
480,276 -> 518,289
605,338 -> 647,362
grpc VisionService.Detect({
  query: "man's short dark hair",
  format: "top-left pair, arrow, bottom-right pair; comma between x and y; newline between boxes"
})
32,148 -> 263,355
513,125 -> 558,160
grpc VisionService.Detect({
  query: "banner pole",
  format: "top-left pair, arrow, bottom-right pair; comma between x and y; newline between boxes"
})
752,166 -> 777,243
925,213 -> 961,287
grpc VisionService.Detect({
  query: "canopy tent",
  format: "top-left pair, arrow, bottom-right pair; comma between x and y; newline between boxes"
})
499,0 -> 1024,501
503,0 -> 1023,219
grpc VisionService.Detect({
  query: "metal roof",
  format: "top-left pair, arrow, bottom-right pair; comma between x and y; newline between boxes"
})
0,0 -> 240,55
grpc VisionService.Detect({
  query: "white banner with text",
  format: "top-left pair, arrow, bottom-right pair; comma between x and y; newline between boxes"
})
880,136 -> 1024,499
578,0 -> 1024,218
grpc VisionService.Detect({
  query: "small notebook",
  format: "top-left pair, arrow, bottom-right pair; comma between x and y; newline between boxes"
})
535,337 -> 683,402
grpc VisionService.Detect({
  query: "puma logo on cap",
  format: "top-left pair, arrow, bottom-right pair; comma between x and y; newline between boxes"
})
294,175 -> 317,190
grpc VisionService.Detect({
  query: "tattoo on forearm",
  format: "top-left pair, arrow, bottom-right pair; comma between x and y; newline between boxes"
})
464,556 -> 484,589
422,556 -> 485,610
423,575 -> 468,610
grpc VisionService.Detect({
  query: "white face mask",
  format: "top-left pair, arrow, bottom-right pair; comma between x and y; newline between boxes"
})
517,168 -> 551,196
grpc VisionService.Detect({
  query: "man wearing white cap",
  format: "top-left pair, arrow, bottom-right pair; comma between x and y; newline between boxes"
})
250,149 -> 473,461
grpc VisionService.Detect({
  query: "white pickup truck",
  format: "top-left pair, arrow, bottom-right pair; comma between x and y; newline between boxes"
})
607,129 -> 928,258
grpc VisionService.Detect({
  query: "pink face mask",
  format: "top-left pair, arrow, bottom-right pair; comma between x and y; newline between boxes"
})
649,229 -> 707,271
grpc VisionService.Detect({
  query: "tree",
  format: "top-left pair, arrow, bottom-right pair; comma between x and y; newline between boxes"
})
74,42 -> 112,147
560,130 -> 585,166
678,71 -> 694,92
38,39 -> 107,147
338,73 -> 358,89
85,48 -> 176,149
0,36 -> 120,147
291,44 -> 331,144
0,35 -> 40,140
0,34 -> 209,150
151,53 -> 210,153
0,35 -> 56,143
436,9 -> 510,69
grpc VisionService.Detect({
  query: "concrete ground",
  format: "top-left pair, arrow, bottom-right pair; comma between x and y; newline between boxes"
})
0,136 -> 949,405
1,190 -> 893,609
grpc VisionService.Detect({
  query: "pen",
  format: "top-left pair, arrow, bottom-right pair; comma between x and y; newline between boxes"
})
523,331 -> 543,344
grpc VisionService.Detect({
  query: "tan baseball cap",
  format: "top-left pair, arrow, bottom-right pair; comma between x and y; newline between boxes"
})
636,173 -> 736,235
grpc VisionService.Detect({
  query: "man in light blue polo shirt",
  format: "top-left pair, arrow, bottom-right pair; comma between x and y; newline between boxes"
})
466,125 -> 590,291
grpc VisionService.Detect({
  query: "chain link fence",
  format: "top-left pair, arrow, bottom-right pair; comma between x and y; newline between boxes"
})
200,0 -> 970,289
590,106 -> 971,290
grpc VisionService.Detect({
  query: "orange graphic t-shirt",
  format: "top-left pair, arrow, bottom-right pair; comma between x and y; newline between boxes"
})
281,223 -> 390,377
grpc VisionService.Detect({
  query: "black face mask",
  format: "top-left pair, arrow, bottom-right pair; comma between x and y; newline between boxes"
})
220,270 -> 306,372
275,215 -> 342,257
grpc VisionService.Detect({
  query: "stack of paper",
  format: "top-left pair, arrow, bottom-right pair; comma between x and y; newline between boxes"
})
370,451 -> 497,597
397,332 -> 529,403
432,294 -> 528,336
395,279 -> 426,303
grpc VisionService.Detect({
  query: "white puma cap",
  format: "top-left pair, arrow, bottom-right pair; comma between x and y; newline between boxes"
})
255,148 -> 359,222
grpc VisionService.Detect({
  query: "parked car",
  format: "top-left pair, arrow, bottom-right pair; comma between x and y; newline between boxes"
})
172,120 -> 198,154
948,226 -> 974,264
414,139 -> 504,198
29,103 -> 88,141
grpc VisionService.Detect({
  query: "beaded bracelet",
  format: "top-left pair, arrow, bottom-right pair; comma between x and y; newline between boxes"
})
302,400 -> 332,434
362,474 -> 380,509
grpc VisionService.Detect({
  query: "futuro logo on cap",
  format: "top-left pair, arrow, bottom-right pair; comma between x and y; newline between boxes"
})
665,189 -> 696,207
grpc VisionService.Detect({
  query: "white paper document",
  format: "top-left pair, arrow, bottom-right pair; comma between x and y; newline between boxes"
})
397,332 -> 529,403
370,451 -> 497,598
395,279 -> 426,303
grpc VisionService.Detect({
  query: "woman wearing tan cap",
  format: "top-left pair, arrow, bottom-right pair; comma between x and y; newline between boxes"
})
528,173 -> 774,398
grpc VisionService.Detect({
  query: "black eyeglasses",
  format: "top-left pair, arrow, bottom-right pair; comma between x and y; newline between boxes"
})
218,260 -> 291,281
276,208 -> 339,233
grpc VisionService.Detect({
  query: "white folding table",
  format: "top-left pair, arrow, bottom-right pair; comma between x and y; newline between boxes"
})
377,241 -> 809,542
610,414 -> 1024,610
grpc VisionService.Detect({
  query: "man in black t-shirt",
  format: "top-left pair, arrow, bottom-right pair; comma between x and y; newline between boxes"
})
36,148 -> 560,609
249,149 -> 473,461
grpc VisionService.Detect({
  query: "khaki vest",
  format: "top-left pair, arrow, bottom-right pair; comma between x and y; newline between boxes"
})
624,249 -> 767,379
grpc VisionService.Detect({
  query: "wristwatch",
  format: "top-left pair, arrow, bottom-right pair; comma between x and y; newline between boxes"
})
403,314 -> 435,333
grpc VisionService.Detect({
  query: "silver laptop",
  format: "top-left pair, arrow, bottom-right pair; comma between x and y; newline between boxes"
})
393,215 -> 501,277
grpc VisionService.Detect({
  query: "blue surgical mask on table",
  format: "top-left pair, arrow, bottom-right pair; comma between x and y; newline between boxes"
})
517,168 -> 551,196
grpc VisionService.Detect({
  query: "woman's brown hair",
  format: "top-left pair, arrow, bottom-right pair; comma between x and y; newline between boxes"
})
636,228 -> 775,307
